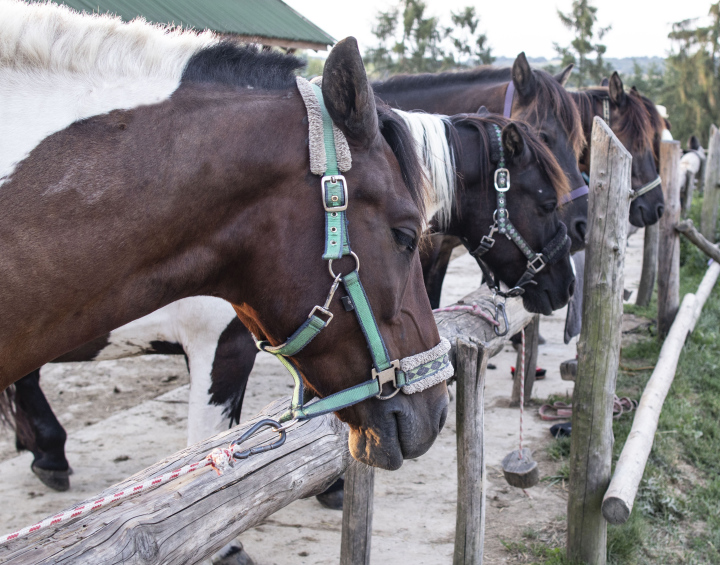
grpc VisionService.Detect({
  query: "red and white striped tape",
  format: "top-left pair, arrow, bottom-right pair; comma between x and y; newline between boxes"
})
0,445 -> 235,545
433,302 -> 499,326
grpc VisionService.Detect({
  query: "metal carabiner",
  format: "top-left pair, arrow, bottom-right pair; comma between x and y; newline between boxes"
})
493,301 -> 509,337
231,418 -> 287,460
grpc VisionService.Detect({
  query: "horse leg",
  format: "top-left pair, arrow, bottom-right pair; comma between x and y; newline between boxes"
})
421,234 -> 461,309
13,370 -> 71,491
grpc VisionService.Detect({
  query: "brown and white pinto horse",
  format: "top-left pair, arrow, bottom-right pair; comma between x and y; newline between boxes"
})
0,0 -> 447,472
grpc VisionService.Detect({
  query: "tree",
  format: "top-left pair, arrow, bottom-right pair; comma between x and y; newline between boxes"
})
663,3 -> 720,145
554,0 -> 613,87
364,1 -> 493,78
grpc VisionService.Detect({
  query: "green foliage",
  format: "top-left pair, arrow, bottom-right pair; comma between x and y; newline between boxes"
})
553,0 -> 613,87
622,60 -> 665,103
663,2 -> 720,145
364,0 -> 493,78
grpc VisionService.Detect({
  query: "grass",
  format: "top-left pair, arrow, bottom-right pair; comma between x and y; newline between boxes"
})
511,197 -> 720,564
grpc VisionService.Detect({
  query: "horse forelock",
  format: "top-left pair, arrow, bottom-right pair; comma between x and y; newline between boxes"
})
451,114 -> 571,205
387,108 -> 456,227
574,87 -> 656,157
524,70 -> 586,160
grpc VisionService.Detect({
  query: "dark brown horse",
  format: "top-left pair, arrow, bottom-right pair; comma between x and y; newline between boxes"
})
0,37 -> 448,471
570,73 -> 665,227
373,53 -> 588,252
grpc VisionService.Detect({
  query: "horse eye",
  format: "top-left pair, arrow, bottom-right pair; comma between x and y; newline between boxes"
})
392,228 -> 417,251
539,132 -> 551,144
542,202 -> 557,213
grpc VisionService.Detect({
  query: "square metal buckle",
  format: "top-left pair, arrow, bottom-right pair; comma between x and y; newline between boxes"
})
321,175 -> 348,212
480,234 -> 495,249
528,254 -> 546,274
372,360 -> 401,399
308,305 -> 333,324
494,168 -> 510,192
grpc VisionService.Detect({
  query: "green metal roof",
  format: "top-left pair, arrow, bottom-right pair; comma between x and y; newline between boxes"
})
49,0 -> 335,49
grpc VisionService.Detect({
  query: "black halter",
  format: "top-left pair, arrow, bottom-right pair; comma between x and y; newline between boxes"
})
468,125 -> 571,326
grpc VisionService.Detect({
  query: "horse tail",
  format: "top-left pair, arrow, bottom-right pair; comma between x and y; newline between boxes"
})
0,385 -> 36,451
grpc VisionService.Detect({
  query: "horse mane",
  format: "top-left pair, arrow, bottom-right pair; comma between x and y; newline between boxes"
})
374,66 -> 586,161
181,42 -> 305,90
633,90 -> 666,161
451,114 -> 571,204
390,109 -> 457,227
571,88 -> 656,156
0,0 -> 214,81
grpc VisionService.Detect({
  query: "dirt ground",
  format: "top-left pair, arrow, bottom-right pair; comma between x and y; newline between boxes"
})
0,230 -> 647,564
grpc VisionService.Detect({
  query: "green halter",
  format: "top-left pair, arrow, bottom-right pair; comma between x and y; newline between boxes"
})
255,81 -> 452,423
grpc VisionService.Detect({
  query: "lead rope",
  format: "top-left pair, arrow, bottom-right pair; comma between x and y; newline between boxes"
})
519,327 -> 525,458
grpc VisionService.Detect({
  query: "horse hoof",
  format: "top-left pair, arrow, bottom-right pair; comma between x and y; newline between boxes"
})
212,542 -> 255,565
31,463 -> 70,492
315,477 -> 344,510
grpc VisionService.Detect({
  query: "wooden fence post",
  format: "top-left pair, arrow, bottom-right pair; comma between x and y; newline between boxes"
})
340,462 -> 375,565
636,223 -> 658,307
453,339 -> 489,565
567,118 -> 631,565
700,124 -> 720,240
657,141 -> 682,337
511,315 -> 540,405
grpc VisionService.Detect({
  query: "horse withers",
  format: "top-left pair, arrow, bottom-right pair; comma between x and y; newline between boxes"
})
0,2 -> 447,472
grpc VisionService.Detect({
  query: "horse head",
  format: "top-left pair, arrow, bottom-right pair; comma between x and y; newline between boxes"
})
509,53 -> 588,253
446,114 -> 575,315
232,38 -> 449,470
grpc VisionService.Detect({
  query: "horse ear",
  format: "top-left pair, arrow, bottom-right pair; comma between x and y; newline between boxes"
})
601,77 -> 609,87
630,85 -> 639,93
554,63 -> 573,86
690,135 -> 701,150
476,105 -> 491,116
501,123 -> 525,158
512,52 -> 536,99
608,72 -> 625,106
322,37 -> 378,146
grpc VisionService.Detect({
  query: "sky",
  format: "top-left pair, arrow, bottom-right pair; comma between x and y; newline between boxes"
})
284,0 -> 713,59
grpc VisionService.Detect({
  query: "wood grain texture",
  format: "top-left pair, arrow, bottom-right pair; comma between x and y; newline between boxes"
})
676,218 -> 720,263
658,141 -> 683,337
0,399 -> 350,565
340,461 -> 375,565
602,295 -> 697,524
700,124 -> 720,240
453,340 -> 488,565
567,118 -> 632,565
636,223 -> 659,307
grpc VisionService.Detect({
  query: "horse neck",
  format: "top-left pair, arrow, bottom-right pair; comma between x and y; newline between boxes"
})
374,73 -> 509,115
0,87 -> 303,386
0,1 -> 212,181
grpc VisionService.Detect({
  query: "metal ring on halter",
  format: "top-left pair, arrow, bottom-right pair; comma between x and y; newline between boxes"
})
328,251 -> 360,279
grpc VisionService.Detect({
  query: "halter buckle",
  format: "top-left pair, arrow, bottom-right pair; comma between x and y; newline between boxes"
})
308,305 -> 334,324
494,168 -> 510,192
527,253 -> 547,274
372,360 -> 401,400
321,175 -> 348,212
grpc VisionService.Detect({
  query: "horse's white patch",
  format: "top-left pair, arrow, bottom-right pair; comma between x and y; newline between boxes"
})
0,0 -> 216,183
94,297 -> 238,445
392,109 -> 457,227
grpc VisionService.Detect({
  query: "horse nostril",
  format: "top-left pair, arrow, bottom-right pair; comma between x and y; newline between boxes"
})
575,220 -> 587,242
569,278 -> 576,297
656,204 -> 665,218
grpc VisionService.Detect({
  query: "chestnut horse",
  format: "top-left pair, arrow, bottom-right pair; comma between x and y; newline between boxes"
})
570,72 -> 665,227
0,0 -> 448,472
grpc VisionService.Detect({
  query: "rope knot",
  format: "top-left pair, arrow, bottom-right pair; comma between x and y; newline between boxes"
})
208,447 -> 234,475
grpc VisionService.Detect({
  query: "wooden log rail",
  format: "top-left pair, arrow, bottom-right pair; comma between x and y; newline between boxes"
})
567,118 -> 632,565
0,399 -> 351,565
602,223 -> 720,525
700,124 -> 720,240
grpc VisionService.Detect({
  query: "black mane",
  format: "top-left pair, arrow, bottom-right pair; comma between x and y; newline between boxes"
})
181,42 -> 304,89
